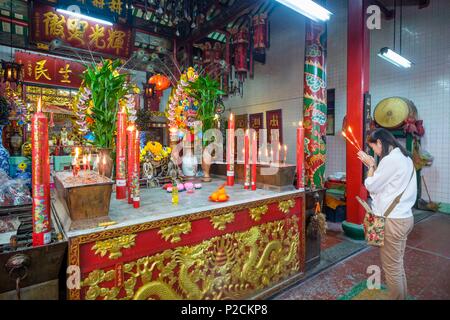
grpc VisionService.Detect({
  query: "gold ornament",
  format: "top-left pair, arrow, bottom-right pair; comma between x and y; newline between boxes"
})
81,216 -> 300,300
91,234 -> 137,260
210,213 -> 235,231
249,205 -> 269,222
158,222 -> 192,243
278,200 -> 295,214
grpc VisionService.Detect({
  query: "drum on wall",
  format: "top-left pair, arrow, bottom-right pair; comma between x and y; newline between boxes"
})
374,97 -> 418,129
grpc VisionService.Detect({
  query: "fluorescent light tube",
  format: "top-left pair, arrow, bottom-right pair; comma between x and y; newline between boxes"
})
276,0 -> 332,22
378,47 -> 412,68
56,9 -> 113,26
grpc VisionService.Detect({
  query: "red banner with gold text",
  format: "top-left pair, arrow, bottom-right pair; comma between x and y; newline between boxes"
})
31,4 -> 133,58
15,51 -> 85,88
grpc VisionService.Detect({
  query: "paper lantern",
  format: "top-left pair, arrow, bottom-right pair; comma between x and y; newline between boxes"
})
148,74 -> 171,91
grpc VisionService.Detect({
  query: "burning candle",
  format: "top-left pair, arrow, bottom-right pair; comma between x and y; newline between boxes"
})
127,125 -> 136,204
297,121 -> 304,189
251,132 -> 257,191
226,113 -> 235,186
83,154 -> 87,172
244,129 -> 250,190
72,147 -> 80,177
32,97 -> 51,246
284,144 -> 288,164
132,130 -> 140,208
116,106 -> 127,199
278,142 -> 281,165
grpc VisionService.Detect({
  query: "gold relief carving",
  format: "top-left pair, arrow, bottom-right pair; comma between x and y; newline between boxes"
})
210,213 -> 235,230
91,234 -> 137,260
80,215 -> 300,300
70,193 -> 302,246
158,222 -> 192,243
249,205 -> 269,222
278,200 -> 296,214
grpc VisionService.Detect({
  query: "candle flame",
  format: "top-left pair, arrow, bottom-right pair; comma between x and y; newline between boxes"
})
284,145 -> 287,151
121,106 -> 126,113
230,113 -> 233,121
299,121 -> 303,127
127,125 -> 135,131
37,97 -> 42,113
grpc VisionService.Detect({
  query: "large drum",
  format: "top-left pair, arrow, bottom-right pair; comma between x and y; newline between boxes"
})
374,97 -> 418,129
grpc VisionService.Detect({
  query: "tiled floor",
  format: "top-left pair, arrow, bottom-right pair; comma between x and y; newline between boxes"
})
274,212 -> 450,300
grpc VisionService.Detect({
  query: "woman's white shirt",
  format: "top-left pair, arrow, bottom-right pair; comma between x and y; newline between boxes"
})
364,148 -> 417,219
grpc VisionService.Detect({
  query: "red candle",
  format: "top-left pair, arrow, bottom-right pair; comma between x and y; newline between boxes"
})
127,124 -> 136,204
83,154 -> 87,172
116,107 -> 127,199
244,129 -> 250,190
297,121 -> 305,189
133,130 -> 140,208
227,113 -> 235,186
32,97 -> 51,246
251,131 -> 257,191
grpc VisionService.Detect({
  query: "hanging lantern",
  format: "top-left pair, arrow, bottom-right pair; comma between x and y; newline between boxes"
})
143,82 -> 155,98
253,13 -> 269,51
232,28 -> 249,81
1,60 -> 22,83
149,74 -> 171,91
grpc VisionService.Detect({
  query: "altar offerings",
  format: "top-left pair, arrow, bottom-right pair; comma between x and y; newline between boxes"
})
54,171 -> 113,221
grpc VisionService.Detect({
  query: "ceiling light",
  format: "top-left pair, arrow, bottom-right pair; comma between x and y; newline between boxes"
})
56,9 -> 113,26
275,0 -> 332,22
378,47 -> 412,68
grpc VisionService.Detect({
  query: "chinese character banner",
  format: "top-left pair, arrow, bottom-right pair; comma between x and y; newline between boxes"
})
31,4 -> 133,58
15,51 -> 85,88
249,112 -> 263,144
266,109 -> 283,144
57,0 -> 131,23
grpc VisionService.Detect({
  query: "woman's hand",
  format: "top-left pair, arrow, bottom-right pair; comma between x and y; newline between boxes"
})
357,151 -> 376,168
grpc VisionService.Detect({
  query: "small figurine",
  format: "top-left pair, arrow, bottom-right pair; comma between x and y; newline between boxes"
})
60,126 -> 68,146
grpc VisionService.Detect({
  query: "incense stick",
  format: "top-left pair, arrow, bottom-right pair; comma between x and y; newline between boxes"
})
342,131 -> 361,152
347,126 -> 362,150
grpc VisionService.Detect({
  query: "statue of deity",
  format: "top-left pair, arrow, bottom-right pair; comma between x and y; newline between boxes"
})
60,126 -> 68,146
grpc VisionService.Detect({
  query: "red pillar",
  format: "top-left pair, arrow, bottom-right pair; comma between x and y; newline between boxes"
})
346,0 -> 369,226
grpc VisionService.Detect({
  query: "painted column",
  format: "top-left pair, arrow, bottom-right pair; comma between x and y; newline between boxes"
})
303,20 -> 327,190
344,0 -> 370,231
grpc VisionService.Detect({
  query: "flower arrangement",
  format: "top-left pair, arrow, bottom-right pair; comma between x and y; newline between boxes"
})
73,59 -> 139,148
140,141 -> 171,163
165,67 -> 199,133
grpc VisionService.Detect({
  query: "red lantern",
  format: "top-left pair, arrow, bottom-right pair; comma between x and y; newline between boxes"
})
232,28 -> 249,81
148,74 -> 171,91
253,13 -> 269,51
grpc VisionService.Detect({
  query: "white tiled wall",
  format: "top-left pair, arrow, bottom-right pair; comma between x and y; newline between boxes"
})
369,0 -> 450,203
224,0 -> 450,203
